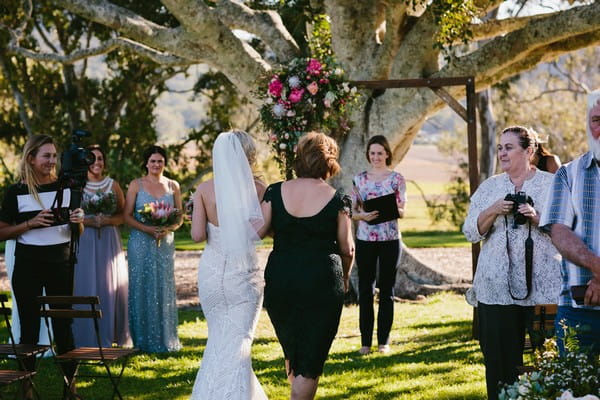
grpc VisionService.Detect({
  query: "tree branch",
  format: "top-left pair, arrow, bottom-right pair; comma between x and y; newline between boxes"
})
469,14 -> 549,42
373,3 -> 408,79
436,2 -> 600,90
53,0 -> 271,100
54,0 -> 182,52
508,88 -> 589,104
7,36 -> 187,65
212,0 -> 300,62
479,29 -> 600,90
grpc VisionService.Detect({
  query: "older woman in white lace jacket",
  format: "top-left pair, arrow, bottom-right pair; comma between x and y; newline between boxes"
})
462,126 -> 561,400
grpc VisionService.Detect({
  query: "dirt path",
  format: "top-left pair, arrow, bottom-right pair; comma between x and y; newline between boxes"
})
0,247 -> 472,308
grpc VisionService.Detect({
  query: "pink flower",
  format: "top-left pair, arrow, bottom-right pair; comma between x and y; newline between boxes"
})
307,82 -> 319,95
268,78 -> 283,97
289,88 -> 305,103
319,78 -> 330,84
306,58 -> 322,75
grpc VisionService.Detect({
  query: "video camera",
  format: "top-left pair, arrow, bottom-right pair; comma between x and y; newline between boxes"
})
504,191 -> 534,228
56,129 -> 95,216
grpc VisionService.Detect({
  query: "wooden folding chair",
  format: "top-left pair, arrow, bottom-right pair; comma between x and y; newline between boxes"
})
519,304 -> 558,374
526,304 -> 558,352
0,294 -> 49,399
38,296 -> 138,400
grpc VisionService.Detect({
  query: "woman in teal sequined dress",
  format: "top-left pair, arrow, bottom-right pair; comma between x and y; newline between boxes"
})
124,145 -> 183,353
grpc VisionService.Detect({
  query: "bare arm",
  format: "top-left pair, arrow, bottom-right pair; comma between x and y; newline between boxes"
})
477,198 -> 512,236
169,179 -> 184,231
0,209 -> 57,241
190,187 -> 208,243
350,185 -> 378,222
337,211 -> 355,293
550,223 -> 600,306
123,180 -> 154,236
257,199 -> 272,239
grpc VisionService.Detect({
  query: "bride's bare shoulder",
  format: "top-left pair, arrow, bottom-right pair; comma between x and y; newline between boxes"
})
196,179 -> 214,192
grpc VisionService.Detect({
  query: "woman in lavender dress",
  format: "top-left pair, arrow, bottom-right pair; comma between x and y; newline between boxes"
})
73,145 -> 131,347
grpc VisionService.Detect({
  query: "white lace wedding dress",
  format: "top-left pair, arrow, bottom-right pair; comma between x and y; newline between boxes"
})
191,222 -> 267,400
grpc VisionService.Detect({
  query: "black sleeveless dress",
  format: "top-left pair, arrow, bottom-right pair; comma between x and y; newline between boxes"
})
263,182 -> 350,378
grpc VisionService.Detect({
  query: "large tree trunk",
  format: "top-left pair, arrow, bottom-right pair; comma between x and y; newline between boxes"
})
478,89 -> 497,180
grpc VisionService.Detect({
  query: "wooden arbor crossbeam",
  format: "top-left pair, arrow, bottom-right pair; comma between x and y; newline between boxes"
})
351,77 -> 481,335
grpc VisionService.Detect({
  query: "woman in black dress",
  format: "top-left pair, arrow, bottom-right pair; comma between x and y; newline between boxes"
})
260,131 -> 354,400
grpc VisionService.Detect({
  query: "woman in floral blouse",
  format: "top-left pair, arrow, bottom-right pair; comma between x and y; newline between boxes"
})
463,126 -> 561,400
352,135 -> 406,355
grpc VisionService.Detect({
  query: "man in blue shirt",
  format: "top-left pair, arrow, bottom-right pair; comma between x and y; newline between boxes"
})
540,90 -> 600,354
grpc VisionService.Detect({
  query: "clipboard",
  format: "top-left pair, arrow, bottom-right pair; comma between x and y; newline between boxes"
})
363,193 -> 399,225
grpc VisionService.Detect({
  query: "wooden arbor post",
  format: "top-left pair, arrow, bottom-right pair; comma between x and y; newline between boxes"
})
351,77 -> 480,336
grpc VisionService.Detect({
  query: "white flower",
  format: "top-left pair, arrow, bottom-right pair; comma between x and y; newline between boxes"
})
201,134 -> 211,142
266,97 -> 273,104
288,76 -> 301,88
350,86 -> 357,94
334,68 -> 344,76
279,143 -> 287,150
517,384 -> 529,396
284,133 -> 290,139
286,110 -> 296,117
342,82 -> 350,92
324,91 -> 336,108
272,103 -> 286,118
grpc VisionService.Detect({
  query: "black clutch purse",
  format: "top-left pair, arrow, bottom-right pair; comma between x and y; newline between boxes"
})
363,193 -> 400,225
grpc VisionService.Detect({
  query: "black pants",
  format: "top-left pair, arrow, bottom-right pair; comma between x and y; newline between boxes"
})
356,239 -> 400,347
12,255 -> 76,378
477,303 -> 533,400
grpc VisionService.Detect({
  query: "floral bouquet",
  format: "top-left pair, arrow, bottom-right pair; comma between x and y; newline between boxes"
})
499,324 -> 600,400
137,200 -> 181,246
256,57 -> 359,178
82,191 -> 117,238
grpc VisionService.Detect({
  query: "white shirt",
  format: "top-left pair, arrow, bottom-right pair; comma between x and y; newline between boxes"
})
463,170 -> 561,306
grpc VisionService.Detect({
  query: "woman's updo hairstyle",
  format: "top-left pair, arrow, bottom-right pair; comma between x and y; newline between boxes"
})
501,126 -> 538,153
231,130 -> 257,167
294,132 -> 341,180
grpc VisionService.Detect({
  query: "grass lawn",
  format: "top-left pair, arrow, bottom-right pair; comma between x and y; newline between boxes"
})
0,292 -> 486,399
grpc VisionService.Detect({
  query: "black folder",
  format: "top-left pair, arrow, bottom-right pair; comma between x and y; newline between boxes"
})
363,193 -> 399,225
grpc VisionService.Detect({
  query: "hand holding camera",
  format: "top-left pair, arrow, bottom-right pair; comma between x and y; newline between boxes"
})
504,191 -> 535,228
27,209 -> 55,229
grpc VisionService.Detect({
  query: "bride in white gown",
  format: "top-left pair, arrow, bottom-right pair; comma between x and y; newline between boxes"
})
190,130 -> 268,399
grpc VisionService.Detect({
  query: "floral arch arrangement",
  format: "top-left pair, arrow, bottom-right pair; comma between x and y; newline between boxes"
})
257,57 -> 358,178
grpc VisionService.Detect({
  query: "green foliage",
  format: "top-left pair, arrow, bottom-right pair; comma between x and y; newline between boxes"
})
500,324 -> 600,400
407,163 -> 470,232
308,14 -> 333,60
0,0 -> 190,188
405,0 -> 477,49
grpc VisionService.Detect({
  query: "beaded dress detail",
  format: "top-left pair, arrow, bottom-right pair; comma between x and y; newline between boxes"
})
191,222 -> 267,399
127,181 -> 181,352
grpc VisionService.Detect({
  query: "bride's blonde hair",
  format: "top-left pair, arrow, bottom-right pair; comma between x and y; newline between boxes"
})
230,130 -> 257,167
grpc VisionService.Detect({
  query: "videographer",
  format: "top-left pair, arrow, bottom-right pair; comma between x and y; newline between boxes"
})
463,126 -> 561,400
0,134 -> 84,399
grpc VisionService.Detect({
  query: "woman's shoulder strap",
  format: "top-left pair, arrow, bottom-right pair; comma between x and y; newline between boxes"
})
333,188 -> 352,217
263,181 -> 282,203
